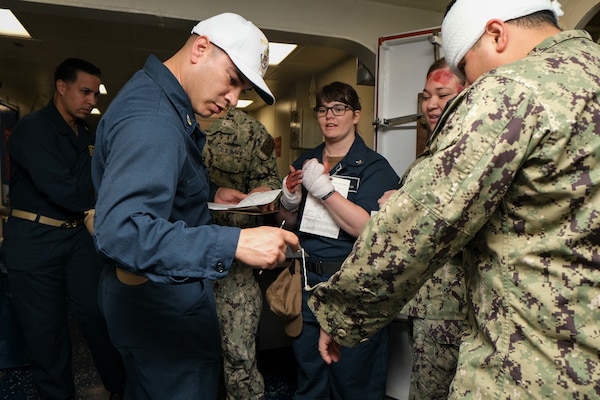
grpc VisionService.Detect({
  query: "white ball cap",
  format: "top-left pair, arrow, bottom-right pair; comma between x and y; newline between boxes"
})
191,13 -> 275,105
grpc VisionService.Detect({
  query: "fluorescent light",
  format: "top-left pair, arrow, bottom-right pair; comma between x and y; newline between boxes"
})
269,43 -> 296,66
236,100 -> 254,109
99,83 -> 107,95
91,108 -> 101,115
0,9 -> 31,38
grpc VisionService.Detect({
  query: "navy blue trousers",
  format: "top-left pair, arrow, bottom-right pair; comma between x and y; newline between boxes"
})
4,219 -> 126,399
292,270 -> 390,400
99,266 -> 222,400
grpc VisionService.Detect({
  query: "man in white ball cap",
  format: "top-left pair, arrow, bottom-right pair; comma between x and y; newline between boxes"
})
91,12 -> 298,399
309,1 -> 600,398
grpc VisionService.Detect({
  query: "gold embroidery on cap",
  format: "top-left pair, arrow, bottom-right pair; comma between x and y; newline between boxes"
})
260,46 -> 269,75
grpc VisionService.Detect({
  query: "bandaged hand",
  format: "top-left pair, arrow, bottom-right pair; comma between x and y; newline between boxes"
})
302,158 -> 334,199
281,175 -> 302,211
83,209 -> 95,236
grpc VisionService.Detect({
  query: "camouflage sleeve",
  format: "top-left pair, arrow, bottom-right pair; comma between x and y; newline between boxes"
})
308,78 -> 547,346
401,252 -> 467,319
246,123 -> 281,190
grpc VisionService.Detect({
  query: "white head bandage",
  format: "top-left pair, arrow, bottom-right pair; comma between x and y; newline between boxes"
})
442,0 -> 564,79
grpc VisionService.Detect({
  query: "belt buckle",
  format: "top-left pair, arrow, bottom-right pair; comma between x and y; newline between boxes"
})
61,220 -> 79,229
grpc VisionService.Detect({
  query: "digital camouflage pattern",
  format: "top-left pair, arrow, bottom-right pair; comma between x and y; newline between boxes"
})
399,145 -> 468,398
401,253 -> 466,320
409,318 -> 466,400
203,107 -> 281,400
202,107 -> 281,217
308,31 -> 600,399
397,144 -> 467,321
213,266 -> 264,399
402,253 -> 467,400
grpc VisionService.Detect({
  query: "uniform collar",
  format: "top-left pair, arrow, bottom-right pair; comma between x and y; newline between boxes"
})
322,133 -> 368,174
531,30 -> 591,55
43,99 -> 90,137
143,55 -> 199,136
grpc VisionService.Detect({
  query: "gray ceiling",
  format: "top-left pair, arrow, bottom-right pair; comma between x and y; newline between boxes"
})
1,0 -> 598,118
0,0 -> 452,117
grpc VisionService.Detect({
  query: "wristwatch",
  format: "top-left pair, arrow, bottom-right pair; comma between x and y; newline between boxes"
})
282,203 -> 299,213
321,190 -> 336,201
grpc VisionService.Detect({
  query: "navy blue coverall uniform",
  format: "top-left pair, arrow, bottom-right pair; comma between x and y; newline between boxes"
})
4,100 -> 126,399
290,134 -> 399,400
91,55 -> 241,400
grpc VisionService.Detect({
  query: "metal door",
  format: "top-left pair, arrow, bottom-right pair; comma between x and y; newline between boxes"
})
375,28 -> 441,177
375,28 -> 441,400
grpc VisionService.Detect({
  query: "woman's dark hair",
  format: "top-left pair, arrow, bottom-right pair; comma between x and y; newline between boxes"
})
315,81 -> 361,111
54,58 -> 101,83
426,57 -> 449,77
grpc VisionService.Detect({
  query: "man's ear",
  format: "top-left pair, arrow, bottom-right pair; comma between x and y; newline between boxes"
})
484,19 -> 509,53
190,35 -> 211,63
56,79 -> 67,95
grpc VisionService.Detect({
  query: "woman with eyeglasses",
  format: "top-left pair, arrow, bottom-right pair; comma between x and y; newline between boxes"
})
277,81 -> 399,399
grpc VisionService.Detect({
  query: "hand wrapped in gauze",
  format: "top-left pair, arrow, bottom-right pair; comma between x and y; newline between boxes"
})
301,158 -> 334,199
280,173 -> 302,211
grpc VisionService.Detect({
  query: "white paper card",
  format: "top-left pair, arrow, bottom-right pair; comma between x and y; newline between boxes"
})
299,176 -> 350,239
208,189 -> 282,211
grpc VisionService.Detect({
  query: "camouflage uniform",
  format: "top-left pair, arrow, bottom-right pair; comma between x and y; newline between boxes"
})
308,30 -> 600,399
402,255 -> 467,400
398,147 -> 469,400
203,107 -> 281,400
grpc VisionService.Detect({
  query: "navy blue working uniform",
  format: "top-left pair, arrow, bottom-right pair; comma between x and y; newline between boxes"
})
291,133 -> 399,400
91,55 -> 240,399
4,100 -> 126,398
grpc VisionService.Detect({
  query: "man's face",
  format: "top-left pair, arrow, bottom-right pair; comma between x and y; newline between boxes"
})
57,71 -> 101,120
189,44 -> 253,118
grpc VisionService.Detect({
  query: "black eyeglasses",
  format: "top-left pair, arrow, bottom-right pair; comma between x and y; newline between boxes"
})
313,104 -> 353,118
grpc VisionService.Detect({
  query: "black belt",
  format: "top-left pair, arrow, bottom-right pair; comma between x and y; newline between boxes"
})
306,260 -> 344,275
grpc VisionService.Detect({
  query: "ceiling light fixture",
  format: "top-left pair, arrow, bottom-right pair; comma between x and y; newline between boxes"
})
269,43 -> 297,66
0,9 -> 31,38
99,83 -> 107,95
91,107 -> 101,115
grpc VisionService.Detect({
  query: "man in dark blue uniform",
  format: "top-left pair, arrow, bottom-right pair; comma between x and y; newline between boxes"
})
91,13 -> 298,400
4,58 -> 126,400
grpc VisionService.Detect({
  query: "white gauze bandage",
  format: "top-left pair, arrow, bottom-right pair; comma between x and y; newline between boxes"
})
442,0 -> 564,79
